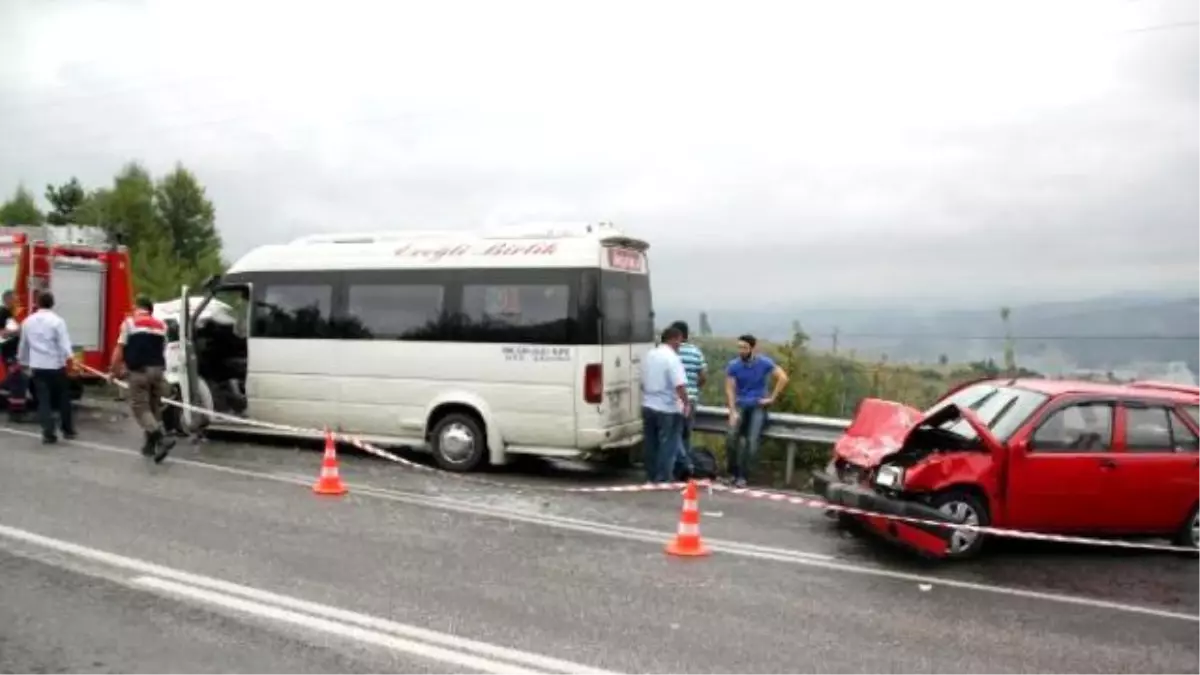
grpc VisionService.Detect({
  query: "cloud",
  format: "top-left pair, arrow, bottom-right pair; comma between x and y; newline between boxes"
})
0,0 -> 1195,309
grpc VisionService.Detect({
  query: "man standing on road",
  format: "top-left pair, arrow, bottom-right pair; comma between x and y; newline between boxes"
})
724,334 -> 789,487
0,290 -> 29,423
671,320 -> 707,477
640,325 -> 690,484
110,295 -> 175,463
18,291 -> 77,444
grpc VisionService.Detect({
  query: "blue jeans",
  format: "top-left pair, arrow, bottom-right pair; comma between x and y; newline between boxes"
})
642,407 -> 684,483
726,404 -> 767,482
677,403 -> 696,474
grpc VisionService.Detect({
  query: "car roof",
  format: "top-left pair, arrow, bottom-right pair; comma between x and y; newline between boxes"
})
993,378 -> 1200,404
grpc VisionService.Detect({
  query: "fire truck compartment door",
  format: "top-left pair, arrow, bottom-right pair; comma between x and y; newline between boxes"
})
49,259 -> 106,351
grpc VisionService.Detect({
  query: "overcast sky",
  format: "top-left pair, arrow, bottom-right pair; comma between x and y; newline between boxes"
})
0,0 -> 1196,310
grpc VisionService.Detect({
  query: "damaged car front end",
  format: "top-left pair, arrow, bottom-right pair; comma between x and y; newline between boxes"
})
813,382 -> 1048,559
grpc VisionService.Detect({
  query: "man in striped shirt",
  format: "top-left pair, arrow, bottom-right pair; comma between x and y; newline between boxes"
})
670,320 -> 707,476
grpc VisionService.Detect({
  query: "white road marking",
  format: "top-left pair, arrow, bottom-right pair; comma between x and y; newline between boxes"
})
1,425 -> 1197,623
134,577 -> 545,675
0,522 -> 616,675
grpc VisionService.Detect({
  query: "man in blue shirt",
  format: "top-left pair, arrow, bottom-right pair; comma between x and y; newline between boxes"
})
671,320 -> 707,477
640,325 -> 690,483
724,334 -> 789,487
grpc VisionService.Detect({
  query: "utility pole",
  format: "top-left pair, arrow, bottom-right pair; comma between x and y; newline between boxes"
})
831,327 -> 840,355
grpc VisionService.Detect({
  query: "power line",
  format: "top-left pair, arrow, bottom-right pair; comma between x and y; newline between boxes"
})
809,333 -> 1199,341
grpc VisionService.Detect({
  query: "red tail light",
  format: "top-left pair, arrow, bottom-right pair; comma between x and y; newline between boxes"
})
584,363 -> 603,404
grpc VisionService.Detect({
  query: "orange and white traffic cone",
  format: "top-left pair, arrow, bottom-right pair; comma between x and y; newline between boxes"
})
665,480 -> 710,557
312,428 -> 348,496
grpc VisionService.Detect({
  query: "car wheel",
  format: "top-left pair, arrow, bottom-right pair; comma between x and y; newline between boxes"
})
162,385 -> 184,435
430,412 -> 487,473
931,490 -> 989,560
1173,505 -> 1199,549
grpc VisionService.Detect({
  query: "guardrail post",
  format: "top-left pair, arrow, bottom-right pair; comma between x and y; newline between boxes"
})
784,441 -> 797,486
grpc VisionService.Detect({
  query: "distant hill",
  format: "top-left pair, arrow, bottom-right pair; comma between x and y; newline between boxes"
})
662,295 -> 1199,379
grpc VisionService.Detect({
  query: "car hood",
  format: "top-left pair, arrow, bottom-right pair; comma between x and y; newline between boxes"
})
833,397 -> 1002,468
833,399 -> 924,467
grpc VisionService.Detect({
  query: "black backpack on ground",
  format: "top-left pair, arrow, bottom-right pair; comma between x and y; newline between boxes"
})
677,447 -> 719,481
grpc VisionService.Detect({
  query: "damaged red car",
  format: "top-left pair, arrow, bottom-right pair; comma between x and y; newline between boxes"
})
812,378 -> 1200,559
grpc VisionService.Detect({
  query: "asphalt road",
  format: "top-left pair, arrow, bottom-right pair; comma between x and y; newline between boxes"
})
0,403 -> 1196,673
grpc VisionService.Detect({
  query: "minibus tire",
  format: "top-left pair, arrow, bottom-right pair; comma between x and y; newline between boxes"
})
430,412 -> 487,473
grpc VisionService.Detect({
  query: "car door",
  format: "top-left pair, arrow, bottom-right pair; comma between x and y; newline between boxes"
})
1107,401 -> 1200,534
1004,399 -> 1118,531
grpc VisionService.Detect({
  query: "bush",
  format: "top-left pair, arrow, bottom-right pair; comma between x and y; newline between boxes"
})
689,332 -> 954,487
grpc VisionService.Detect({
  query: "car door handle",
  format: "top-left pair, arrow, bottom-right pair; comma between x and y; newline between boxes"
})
1098,458 -> 1117,470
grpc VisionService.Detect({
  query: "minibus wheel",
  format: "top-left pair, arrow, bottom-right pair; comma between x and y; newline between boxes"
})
430,412 -> 486,472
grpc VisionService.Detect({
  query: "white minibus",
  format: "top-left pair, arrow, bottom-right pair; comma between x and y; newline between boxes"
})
174,222 -> 654,472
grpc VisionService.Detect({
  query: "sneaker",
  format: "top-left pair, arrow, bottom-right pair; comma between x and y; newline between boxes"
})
41,435 -> 57,444
733,478 -> 748,489
62,431 -> 77,441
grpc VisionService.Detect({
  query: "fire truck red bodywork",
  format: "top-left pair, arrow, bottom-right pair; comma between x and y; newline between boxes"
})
0,225 -> 135,396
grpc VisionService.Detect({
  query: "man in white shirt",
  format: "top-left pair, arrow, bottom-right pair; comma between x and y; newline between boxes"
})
640,325 -> 690,483
18,291 -> 77,444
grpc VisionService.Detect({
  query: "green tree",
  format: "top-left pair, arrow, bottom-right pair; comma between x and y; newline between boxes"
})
104,163 -> 159,246
68,161 -> 227,301
75,188 -> 112,228
0,185 -> 45,226
130,234 -> 190,301
154,163 -> 223,283
44,177 -> 87,225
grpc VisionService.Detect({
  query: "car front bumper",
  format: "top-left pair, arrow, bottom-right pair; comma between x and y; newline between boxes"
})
812,469 -> 955,558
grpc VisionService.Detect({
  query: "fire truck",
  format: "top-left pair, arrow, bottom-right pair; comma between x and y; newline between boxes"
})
0,224 -> 135,402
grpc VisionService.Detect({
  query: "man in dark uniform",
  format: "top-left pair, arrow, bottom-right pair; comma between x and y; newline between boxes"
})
0,289 -> 28,422
110,295 -> 175,463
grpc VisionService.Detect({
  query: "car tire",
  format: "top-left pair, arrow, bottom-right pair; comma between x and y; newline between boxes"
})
430,412 -> 487,473
1173,505 -> 1198,549
930,489 -> 990,560
162,385 -> 184,435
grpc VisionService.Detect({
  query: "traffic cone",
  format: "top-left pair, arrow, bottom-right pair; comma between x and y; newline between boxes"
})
665,480 -> 710,557
312,428 -> 348,496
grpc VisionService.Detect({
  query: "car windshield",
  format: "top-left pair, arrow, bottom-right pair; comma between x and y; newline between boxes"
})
923,382 -> 1050,442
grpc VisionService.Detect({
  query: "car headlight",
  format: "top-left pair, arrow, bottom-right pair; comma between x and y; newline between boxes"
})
874,464 -> 905,489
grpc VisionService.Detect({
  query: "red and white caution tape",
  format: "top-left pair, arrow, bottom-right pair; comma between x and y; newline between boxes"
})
80,365 -> 703,495
79,366 -> 1200,554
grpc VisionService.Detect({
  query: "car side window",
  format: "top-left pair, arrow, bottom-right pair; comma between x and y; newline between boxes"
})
1030,402 -> 1114,453
1183,405 -> 1199,427
1124,406 -> 1175,452
254,284 -> 335,339
1170,412 -> 1199,453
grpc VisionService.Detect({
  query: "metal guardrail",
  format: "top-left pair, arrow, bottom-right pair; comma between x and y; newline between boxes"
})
691,405 -> 852,486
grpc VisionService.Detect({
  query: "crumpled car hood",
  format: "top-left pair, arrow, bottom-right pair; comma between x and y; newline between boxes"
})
833,397 -> 1002,468
833,398 -> 923,467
